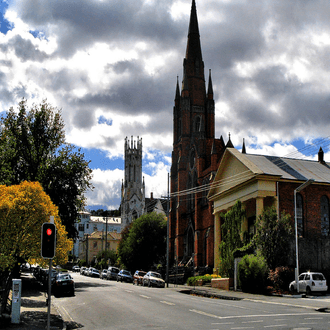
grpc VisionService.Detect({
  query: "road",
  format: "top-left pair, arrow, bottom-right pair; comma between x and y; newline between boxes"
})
53,273 -> 330,330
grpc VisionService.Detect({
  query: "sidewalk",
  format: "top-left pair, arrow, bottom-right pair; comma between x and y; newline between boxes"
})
1,272 -> 64,330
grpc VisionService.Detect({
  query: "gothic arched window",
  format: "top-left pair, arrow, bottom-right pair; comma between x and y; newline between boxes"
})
296,193 -> 304,237
195,116 -> 201,132
321,195 -> 329,236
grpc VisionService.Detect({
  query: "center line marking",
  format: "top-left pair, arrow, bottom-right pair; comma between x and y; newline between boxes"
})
160,301 -> 175,306
140,295 -> 151,299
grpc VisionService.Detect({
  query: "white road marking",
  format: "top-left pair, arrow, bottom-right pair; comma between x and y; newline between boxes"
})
140,295 -> 151,299
189,309 -> 324,320
160,300 -> 175,306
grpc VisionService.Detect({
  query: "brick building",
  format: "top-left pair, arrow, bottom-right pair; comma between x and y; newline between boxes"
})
169,0 -> 232,269
208,147 -> 330,271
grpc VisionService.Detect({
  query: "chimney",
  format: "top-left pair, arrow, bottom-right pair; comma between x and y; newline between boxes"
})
150,192 -> 154,200
318,147 -> 325,164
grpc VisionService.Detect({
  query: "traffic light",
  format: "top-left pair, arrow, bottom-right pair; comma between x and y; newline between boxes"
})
41,223 -> 56,259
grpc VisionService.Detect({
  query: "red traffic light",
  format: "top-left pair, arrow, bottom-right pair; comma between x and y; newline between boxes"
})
41,223 -> 56,259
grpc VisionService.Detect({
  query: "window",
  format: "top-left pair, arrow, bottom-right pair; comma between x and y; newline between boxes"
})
93,242 -> 97,249
296,193 -> 304,237
195,116 -> 201,132
78,224 -> 84,231
321,195 -> 329,236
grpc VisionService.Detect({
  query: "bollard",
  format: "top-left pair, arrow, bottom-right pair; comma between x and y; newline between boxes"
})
11,279 -> 22,324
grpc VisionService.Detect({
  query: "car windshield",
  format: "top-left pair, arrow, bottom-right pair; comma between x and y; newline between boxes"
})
139,272 -> 146,276
123,270 -> 130,275
150,272 -> 161,278
58,274 -> 71,280
312,274 -> 325,281
113,269 -> 119,273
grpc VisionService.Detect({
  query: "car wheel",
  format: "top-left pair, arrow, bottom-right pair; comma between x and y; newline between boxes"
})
148,281 -> 151,287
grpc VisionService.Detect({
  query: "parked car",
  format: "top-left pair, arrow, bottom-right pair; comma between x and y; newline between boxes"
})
133,270 -> 147,285
107,267 -> 120,280
100,269 -> 108,279
88,267 -> 100,277
117,270 -> 133,283
80,266 -> 86,275
72,265 -> 80,272
52,273 -> 75,297
143,271 -> 165,288
289,272 -> 328,295
41,268 -> 58,286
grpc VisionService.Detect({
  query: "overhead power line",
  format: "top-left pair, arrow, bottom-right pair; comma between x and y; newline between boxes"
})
169,137 -> 330,199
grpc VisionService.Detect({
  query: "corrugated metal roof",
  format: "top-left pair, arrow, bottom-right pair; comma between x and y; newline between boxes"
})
244,154 -> 330,183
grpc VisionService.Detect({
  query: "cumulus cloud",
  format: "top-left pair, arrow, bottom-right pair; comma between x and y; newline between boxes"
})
1,0 -> 330,209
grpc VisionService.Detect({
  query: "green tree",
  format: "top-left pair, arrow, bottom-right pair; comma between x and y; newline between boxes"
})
218,200 -> 247,278
117,212 -> 167,272
0,99 -> 93,238
96,249 -> 118,269
253,206 -> 293,269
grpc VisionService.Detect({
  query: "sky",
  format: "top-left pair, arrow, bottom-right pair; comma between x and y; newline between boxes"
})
1,0 -> 330,211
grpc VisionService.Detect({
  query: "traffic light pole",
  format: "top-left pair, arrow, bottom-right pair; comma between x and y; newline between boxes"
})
47,259 -> 52,330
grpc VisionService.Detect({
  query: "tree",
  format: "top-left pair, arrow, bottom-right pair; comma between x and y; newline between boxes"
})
0,181 -> 73,314
218,201 -> 247,278
253,206 -> 293,270
0,99 -> 93,238
117,212 -> 167,272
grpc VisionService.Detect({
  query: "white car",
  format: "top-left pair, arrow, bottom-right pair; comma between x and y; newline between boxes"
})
289,272 -> 328,295
143,271 -> 165,288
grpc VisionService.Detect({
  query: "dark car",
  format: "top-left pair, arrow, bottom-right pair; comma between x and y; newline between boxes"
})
142,271 -> 165,288
107,267 -> 120,280
133,270 -> 147,285
52,273 -> 75,297
100,269 -> 108,279
117,270 -> 133,283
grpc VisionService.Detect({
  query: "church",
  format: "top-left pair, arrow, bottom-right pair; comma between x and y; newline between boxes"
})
169,0 -> 233,270
169,0 -> 330,274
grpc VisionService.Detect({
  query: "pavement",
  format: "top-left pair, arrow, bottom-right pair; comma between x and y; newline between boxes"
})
1,272 -> 330,330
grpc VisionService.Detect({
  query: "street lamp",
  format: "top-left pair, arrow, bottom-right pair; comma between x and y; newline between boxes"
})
294,178 -> 314,293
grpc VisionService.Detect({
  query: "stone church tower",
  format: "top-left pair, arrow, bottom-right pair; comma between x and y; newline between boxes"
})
121,136 -> 145,231
169,0 -> 231,270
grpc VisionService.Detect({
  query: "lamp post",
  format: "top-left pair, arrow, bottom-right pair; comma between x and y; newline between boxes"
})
294,178 -> 314,293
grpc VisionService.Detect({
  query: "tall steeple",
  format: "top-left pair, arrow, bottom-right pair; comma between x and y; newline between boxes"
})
186,0 -> 202,62
183,0 -> 205,106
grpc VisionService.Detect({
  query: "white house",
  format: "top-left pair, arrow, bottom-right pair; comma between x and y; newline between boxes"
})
72,212 -> 121,258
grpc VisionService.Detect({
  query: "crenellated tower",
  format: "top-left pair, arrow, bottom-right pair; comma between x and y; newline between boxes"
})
121,136 -> 145,231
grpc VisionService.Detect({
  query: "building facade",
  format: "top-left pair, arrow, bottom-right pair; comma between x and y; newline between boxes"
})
73,212 -> 121,258
121,136 -> 145,231
78,231 -> 121,265
169,0 -> 232,270
208,147 -> 330,271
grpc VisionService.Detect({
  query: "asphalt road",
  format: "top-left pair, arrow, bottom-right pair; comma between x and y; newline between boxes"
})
53,273 -> 330,330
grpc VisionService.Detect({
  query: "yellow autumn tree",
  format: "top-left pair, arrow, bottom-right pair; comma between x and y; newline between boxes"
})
0,181 -> 73,270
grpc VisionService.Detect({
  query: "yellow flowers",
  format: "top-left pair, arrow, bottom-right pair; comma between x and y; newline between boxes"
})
0,181 -> 73,270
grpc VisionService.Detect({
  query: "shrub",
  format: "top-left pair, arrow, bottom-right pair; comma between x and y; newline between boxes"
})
268,266 -> 294,292
187,274 -> 221,286
238,253 -> 269,293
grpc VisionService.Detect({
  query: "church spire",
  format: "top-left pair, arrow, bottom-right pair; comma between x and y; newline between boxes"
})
175,76 -> 180,102
186,0 -> 202,61
207,69 -> 213,99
